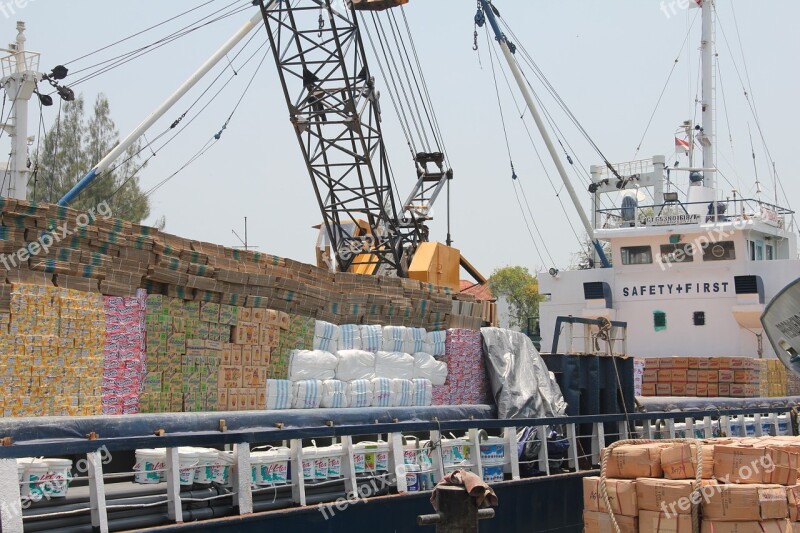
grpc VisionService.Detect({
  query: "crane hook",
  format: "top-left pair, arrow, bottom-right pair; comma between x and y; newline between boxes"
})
318,9 -> 324,38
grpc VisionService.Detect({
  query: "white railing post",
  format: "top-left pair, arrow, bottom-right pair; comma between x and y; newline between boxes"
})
429,430 -> 444,485
538,426 -> 550,476
592,422 -> 606,465
389,433 -> 408,493
684,417 -> 695,438
769,413 -> 779,436
233,443 -> 253,514
703,416 -> 713,438
666,418 -> 676,439
0,458 -> 23,533
165,447 -> 183,523
737,414 -> 747,437
504,427 -> 520,480
341,436 -> 357,497
642,419 -> 653,440
754,414 -> 763,437
290,439 -> 306,506
566,423 -> 580,471
720,416 -> 732,437
618,420 -> 629,441
87,449 -> 109,533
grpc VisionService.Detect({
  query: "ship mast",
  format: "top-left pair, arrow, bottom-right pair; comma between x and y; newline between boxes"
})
700,0 -> 715,189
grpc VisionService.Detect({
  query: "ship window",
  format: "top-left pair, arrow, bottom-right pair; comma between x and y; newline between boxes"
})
748,240 -> 756,261
702,241 -> 736,261
766,244 -> 774,260
621,246 -> 652,265
659,244 -> 694,263
653,311 -> 666,331
693,311 -> 705,326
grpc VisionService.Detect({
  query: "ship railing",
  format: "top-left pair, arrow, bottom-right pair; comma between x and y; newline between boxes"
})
597,198 -> 794,230
594,159 -> 655,180
0,406 -> 797,532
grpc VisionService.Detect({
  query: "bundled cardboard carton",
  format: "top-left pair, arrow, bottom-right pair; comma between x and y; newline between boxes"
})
701,519 -> 792,533
662,442 -> 728,480
702,484 -> 788,521
605,443 -> 667,479
636,478 -> 697,514
583,510 -> 638,533
583,477 -> 638,517
714,446 -> 799,485
638,510 -> 693,533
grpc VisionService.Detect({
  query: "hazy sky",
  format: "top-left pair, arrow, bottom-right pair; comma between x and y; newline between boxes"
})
2,0 -> 798,279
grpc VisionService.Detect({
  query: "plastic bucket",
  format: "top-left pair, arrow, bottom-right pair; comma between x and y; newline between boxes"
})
213,451 -> 235,486
16,458 -> 29,484
260,448 -> 290,486
402,436 -> 419,465
442,438 -> 471,466
323,445 -> 343,479
353,442 -> 378,474
479,437 -> 505,463
481,463 -> 504,483
375,442 -> 389,472
39,459 -> 73,498
177,448 -> 200,486
193,449 -> 222,485
250,451 -> 272,487
21,460 -> 48,500
134,449 -> 166,484
405,463 -> 420,492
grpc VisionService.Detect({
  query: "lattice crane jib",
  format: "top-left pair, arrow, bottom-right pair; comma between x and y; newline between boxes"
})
256,0 -> 413,275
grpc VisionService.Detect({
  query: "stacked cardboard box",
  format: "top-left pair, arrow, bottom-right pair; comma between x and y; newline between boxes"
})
431,329 -> 490,405
640,357 -> 782,398
585,438 -> 800,533
101,290 -> 147,415
218,307 -> 288,411
0,284 -> 104,417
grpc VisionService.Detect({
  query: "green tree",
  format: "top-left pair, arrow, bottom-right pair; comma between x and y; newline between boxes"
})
32,93 -> 150,222
570,234 -> 612,270
488,265 -> 541,329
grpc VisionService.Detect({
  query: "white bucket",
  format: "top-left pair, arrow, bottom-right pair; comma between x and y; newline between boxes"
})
402,436 -> 419,465
302,446 -> 329,481
177,448 -> 200,486
214,451 -> 236,486
250,451 -> 272,487
375,442 -> 389,472
441,438 -> 471,467
194,449 -> 223,485
16,458 -> 29,484
322,445 -> 343,479
39,459 -> 72,498
353,442 -> 378,474
259,448 -> 290,486
134,449 -> 167,484
21,460 -> 48,500
479,437 -> 505,464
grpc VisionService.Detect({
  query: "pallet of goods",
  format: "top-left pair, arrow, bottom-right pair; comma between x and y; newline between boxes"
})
586,437 -> 800,533
0,198 -> 495,416
639,357 -> 789,398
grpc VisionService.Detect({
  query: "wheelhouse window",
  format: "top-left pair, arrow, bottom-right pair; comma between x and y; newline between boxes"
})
659,244 -> 694,263
766,243 -> 774,260
702,241 -> 736,261
621,246 -> 652,265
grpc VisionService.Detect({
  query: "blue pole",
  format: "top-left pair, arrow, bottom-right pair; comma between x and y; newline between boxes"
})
58,168 -> 97,206
593,240 -> 611,268
479,0 -> 506,44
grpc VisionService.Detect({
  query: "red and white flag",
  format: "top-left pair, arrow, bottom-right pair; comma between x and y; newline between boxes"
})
675,137 -> 691,150
691,0 -> 702,8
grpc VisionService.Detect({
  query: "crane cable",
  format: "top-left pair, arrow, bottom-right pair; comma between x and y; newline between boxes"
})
64,2 -> 252,89
482,29 -> 586,259
68,32 -> 267,203
115,41 -> 272,221
485,30 -> 552,269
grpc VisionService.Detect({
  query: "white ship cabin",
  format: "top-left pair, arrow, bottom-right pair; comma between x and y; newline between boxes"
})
539,155 -> 798,359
